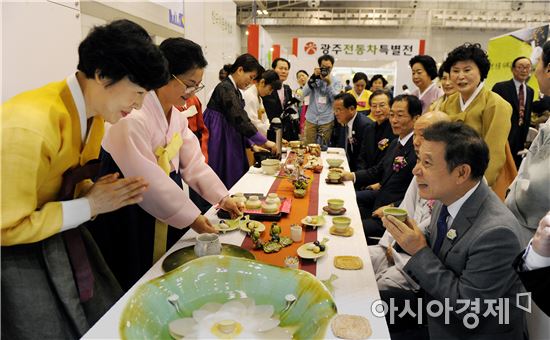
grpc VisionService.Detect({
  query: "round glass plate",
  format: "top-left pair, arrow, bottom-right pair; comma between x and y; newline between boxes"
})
300,215 -> 326,228
297,242 -> 327,260
162,244 -> 255,272
239,220 -> 266,233
214,219 -> 241,233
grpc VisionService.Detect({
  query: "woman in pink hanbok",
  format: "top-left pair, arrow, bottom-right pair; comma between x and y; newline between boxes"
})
88,38 -> 241,290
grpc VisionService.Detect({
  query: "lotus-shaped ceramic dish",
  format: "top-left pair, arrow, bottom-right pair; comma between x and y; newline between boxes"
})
120,255 -> 337,339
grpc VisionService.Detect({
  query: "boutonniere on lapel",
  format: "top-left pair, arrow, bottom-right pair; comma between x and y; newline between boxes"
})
378,138 -> 389,151
348,130 -> 357,145
426,199 -> 436,214
446,229 -> 457,241
392,156 -> 408,172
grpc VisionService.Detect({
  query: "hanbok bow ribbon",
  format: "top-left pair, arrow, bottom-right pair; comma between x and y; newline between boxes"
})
152,132 -> 183,263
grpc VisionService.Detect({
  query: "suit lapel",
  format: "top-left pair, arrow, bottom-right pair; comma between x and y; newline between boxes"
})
508,80 -> 519,110
440,182 -> 490,259
381,138 -> 413,186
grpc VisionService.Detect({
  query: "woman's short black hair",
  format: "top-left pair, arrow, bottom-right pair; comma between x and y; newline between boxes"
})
423,121 -> 489,180
77,19 -> 169,91
334,92 -> 357,109
443,43 -> 491,81
391,94 -> 422,118
272,58 -> 290,69
253,65 -> 266,81
296,69 -> 309,78
409,55 -> 438,80
222,64 -> 232,73
159,38 -> 207,76
318,54 -> 335,66
259,70 -> 282,91
352,72 -> 369,84
370,74 -> 388,87
229,53 -> 262,74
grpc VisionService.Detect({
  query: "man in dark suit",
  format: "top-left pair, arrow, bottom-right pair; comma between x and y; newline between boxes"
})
356,89 -> 396,170
330,93 -> 373,171
492,56 -> 534,167
343,95 -> 421,241
383,122 -> 524,339
262,58 -> 293,140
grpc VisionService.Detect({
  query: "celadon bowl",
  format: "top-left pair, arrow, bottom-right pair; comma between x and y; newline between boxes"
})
120,255 -> 337,339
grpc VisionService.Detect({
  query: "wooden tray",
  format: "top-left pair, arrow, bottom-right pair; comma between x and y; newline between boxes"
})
217,193 -> 291,221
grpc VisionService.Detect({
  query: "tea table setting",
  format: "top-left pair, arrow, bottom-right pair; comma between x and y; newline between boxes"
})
83,147 -> 390,339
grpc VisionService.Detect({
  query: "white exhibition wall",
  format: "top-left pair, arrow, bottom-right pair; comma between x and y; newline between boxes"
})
2,0 -> 239,105
184,0 -> 241,105
2,0 -> 81,102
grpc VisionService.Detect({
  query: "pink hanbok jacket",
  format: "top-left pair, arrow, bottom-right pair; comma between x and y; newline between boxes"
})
102,91 -> 229,228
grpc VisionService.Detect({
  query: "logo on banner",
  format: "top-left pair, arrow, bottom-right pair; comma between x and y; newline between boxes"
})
168,9 -> 185,29
304,41 -> 317,55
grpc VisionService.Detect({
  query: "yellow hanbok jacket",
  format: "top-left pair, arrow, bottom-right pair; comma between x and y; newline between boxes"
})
1,80 -> 104,245
429,95 -> 448,112
347,89 -> 372,113
439,87 -> 512,188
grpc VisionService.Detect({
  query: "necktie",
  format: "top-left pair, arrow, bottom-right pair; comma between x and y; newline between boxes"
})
396,141 -> 403,154
518,83 -> 525,126
344,127 -> 349,152
278,88 -> 285,109
433,205 -> 449,254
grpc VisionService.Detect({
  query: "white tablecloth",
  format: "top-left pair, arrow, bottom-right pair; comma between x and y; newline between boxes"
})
83,148 -> 390,339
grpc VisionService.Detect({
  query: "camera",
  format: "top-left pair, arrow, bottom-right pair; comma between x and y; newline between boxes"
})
320,67 -> 330,77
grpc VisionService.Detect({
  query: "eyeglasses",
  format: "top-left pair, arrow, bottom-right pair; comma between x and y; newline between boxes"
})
371,103 -> 388,110
514,65 -> 531,71
171,74 -> 205,94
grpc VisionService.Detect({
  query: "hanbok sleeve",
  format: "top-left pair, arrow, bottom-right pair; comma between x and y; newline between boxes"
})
244,89 -> 269,136
103,118 -> 202,229
219,85 -> 267,145
481,95 -> 512,186
1,127 -> 63,245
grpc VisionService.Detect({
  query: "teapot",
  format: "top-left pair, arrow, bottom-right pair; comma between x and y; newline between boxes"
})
194,233 -> 222,257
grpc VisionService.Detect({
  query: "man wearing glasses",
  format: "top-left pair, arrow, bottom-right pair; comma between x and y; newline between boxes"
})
492,56 -> 534,168
88,38 -> 243,291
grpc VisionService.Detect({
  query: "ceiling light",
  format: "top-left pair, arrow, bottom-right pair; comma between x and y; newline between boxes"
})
257,9 -> 262,15
245,30 -> 249,35
263,10 -> 268,15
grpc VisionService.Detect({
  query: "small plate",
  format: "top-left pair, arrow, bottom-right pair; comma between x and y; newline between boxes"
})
329,226 -> 354,237
323,206 -> 347,216
334,256 -> 363,270
297,242 -> 327,260
325,178 -> 344,185
301,215 -> 326,228
162,244 -> 255,272
214,219 -> 241,233
239,220 -> 266,233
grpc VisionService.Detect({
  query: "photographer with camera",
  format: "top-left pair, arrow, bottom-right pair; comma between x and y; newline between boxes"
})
302,54 -> 342,145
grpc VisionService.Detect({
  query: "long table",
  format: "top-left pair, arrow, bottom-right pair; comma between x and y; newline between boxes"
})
83,148 -> 390,339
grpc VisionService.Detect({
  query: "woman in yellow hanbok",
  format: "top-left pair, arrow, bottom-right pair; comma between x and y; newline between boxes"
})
347,72 -> 372,119
440,43 -> 516,199
1,20 -> 168,339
